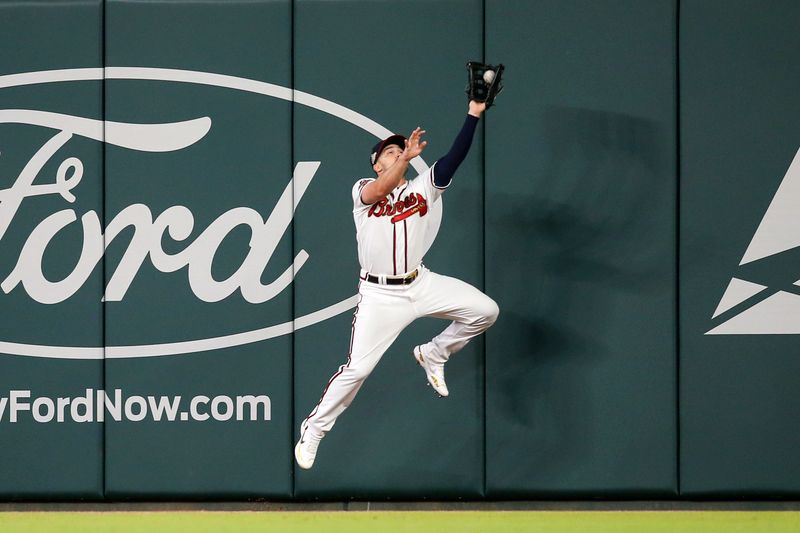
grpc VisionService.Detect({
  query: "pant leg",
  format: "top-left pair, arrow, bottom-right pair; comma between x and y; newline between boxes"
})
303,282 -> 415,437
411,268 -> 499,364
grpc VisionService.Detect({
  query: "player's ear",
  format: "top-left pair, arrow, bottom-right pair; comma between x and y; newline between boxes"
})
372,162 -> 382,174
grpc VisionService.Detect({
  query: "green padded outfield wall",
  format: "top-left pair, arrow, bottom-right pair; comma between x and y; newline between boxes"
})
680,0 -> 800,496
1,0 -> 800,500
484,0 -> 678,497
0,0 -> 104,499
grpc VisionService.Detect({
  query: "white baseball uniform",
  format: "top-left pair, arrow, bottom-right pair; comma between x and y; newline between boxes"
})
302,163 -> 499,438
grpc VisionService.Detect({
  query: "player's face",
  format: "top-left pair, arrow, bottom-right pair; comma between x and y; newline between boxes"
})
376,144 -> 404,174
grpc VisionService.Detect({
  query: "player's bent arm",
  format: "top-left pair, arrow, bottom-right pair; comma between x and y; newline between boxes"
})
360,158 -> 410,204
361,127 -> 427,204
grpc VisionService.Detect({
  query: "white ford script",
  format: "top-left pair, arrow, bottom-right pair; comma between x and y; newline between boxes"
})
0,112 -> 316,305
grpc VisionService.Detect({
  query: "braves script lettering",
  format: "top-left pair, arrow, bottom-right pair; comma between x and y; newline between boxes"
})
367,192 -> 428,222
0,110 -> 318,304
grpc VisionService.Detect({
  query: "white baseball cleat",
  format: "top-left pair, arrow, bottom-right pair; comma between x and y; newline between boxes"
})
294,423 -> 322,470
414,345 -> 449,397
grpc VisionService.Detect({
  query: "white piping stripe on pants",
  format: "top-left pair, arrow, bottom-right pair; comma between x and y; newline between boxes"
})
303,265 -> 499,438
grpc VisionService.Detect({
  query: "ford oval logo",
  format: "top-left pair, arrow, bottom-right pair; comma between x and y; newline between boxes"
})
0,67 -> 442,359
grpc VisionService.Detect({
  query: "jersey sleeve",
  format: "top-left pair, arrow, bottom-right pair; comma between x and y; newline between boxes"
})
352,178 -> 375,211
419,162 -> 448,202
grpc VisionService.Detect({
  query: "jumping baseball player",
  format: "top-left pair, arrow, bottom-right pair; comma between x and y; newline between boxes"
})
295,76 -> 503,469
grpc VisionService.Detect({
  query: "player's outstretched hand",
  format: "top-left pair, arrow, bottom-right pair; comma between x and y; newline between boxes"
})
402,127 -> 427,160
469,100 -> 487,117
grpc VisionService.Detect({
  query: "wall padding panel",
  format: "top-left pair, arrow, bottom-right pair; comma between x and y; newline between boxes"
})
485,0 -> 678,497
0,0 -> 105,499
680,0 -> 800,496
293,0 -> 485,498
103,0 -> 293,498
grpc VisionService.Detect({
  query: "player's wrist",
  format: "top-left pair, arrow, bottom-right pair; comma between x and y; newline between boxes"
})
468,101 -> 485,117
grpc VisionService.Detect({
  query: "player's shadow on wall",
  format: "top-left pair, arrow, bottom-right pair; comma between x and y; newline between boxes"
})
535,105 -> 670,286
488,106 -> 673,485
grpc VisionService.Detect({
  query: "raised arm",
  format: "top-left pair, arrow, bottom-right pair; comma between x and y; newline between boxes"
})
432,101 -> 486,188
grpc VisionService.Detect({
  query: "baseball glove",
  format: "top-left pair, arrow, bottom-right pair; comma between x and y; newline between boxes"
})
465,61 -> 505,107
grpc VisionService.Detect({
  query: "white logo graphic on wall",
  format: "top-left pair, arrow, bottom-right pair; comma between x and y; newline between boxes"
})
0,67 -> 441,358
707,147 -> 800,335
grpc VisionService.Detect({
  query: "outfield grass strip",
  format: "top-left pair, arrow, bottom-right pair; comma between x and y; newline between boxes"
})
0,510 -> 799,532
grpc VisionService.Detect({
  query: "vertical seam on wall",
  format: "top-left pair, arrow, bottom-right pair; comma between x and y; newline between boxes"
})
101,0 -> 107,501
290,0 -> 296,499
675,0 -> 682,497
481,0 -> 487,500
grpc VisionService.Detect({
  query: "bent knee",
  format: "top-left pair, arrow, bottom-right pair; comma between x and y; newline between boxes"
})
486,298 -> 500,324
477,296 -> 500,326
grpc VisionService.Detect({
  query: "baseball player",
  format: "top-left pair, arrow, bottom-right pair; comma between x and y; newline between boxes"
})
295,100 -> 499,470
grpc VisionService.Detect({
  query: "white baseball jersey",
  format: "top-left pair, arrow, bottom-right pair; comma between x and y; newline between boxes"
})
351,164 -> 447,276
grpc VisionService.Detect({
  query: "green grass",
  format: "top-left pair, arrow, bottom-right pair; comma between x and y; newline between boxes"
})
1,511 -> 799,532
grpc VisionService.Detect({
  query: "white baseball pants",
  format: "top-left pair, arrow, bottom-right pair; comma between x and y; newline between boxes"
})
303,264 -> 499,438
